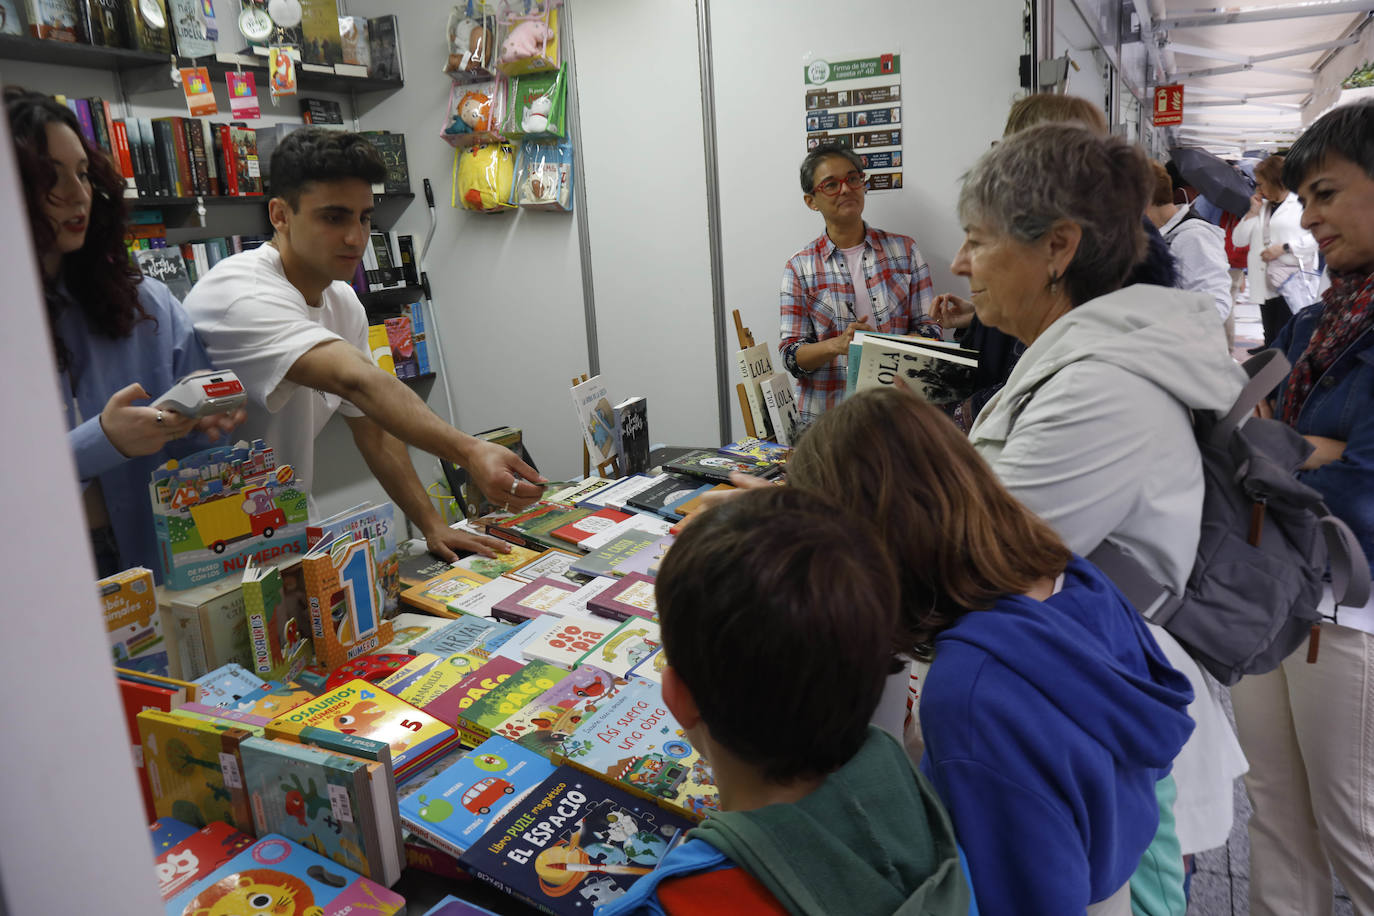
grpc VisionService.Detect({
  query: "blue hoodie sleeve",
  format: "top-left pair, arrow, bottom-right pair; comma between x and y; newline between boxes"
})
926,757 -> 1094,915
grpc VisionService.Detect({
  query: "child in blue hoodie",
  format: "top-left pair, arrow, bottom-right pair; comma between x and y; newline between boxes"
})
787,388 -> 1196,916
598,486 -> 974,916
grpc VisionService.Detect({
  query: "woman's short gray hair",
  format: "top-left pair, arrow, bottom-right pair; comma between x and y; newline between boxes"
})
958,123 -> 1151,306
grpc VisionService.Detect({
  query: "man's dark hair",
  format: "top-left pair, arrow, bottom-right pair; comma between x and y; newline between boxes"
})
269,127 -> 387,209
1283,100 -> 1374,191
799,143 -> 864,194
654,487 -> 900,783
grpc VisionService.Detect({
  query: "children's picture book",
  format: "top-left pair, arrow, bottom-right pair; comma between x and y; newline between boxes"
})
613,396 -> 649,475
399,736 -> 556,857
492,663 -> 626,757
569,529 -> 663,580
560,678 -> 718,820
553,576 -> 620,618
522,614 -> 614,670
850,332 -> 978,404
416,655 -> 520,729
242,558 -> 310,681
445,575 -> 527,617
491,577 -> 578,624
761,373 -> 804,447
306,501 -> 401,614
578,512 -> 673,553
502,547 -> 582,585
302,534 -> 394,671
578,619 -> 661,679
27,0 -> 80,41
225,680 -> 315,719
717,436 -> 791,464
120,671 -> 197,822
627,646 -> 667,685
397,549 -> 458,591
453,542 -> 542,579
148,438 -> 309,591
609,538 -> 673,583
161,832 -> 405,916
137,708 -> 255,831
457,661 -> 568,747
570,375 -> 617,467
459,765 -> 692,914
671,484 -> 733,519
400,565 -> 492,616
100,566 -> 168,675
378,612 -> 454,652
585,571 -> 659,623
735,343 -> 778,440
483,504 -> 594,553
267,679 -> 460,781
549,507 -> 633,549
149,815 -> 203,856
422,896 -> 503,916
239,735 -> 403,884
153,821 -> 254,905
545,476 -> 615,506
489,615 -> 561,665
193,662 -> 268,706
408,614 -> 514,659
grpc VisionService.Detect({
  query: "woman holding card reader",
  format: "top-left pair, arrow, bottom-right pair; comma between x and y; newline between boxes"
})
6,89 -> 243,580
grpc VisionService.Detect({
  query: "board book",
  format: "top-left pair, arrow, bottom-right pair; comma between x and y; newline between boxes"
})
160,832 -> 404,916
266,678 -> 459,781
458,765 -> 692,914
522,613 -> 615,670
399,735 -> 557,858
490,577 -> 579,623
559,677 -> 718,820
238,735 -> 403,884
100,566 -> 167,675
400,565 -> 492,616
242,557 -> 311,681
301,534 -> 394,670
456,661 -> 568,747
576,618 -> 661,679
305,500 -> 402,614
153,821 -> 254,906
490,663 -> 626,757
137,708 -> 255,831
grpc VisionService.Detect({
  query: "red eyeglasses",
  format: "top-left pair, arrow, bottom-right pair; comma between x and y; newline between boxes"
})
813,171 -> 866,196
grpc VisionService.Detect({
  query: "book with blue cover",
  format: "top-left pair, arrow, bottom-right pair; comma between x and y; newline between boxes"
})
161,832 -> 405,916
409,614 -> 515,659
399,735 -> 556,856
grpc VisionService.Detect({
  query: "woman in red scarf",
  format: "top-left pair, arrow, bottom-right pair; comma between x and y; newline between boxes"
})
1230,100 -> 1374,916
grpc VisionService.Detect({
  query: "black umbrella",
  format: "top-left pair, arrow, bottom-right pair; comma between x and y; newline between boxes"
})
1169,147 -> 1254,217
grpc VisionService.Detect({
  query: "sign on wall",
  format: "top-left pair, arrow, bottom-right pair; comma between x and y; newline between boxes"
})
1153,84 -> 1184,126
803,52 -> 904,192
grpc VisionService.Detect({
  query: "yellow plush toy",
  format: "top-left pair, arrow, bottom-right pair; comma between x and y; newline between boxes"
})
454,143 -> 515,212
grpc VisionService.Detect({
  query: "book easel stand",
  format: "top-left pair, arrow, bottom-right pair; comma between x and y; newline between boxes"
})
574,373 -> 623,479
733,311 -> 759,439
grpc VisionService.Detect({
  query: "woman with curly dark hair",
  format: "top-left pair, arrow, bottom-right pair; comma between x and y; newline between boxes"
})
6,88 -> 240,579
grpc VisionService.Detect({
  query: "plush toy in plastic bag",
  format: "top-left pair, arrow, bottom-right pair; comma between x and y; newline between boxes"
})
442,79 -> 500,147
514,138 -> 573,212
454,143 -> 516,212
445,1 -> 496,82
497,2 -> 559,76
503,64 -> 566,138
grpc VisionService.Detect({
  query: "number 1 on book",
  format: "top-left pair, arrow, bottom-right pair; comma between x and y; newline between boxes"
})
338,541 -> 378,637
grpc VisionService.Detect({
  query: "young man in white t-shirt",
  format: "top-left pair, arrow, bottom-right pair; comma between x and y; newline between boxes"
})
185,128 -> 542,560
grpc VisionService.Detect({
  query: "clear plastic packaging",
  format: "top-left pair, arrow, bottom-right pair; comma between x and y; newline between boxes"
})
513,138 -> 573,212
454,142 -> 517,212
496,0 -> 559,76
445,1 -> 497,83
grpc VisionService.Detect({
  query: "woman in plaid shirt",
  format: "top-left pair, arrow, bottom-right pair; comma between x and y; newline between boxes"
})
779,143 -> 941,426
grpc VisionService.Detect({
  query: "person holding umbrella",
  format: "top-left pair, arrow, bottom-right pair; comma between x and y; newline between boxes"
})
1232,154 -> 1319,345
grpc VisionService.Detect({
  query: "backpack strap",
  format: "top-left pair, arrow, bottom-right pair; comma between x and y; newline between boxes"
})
1212,350 -> 1292,446
1323,515 -> 1372,609
1086,541 -> 1181,624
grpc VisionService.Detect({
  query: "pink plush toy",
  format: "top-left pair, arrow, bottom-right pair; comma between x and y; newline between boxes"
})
500,19 -> 554,63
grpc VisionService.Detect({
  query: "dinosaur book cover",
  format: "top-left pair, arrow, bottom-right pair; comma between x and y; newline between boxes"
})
137,709 -> 254,832
160,832 -> 404,916
458,765 -> 691,915
266,678 -> 459,782
398,735 -> 556,858
238,736 -> 403,885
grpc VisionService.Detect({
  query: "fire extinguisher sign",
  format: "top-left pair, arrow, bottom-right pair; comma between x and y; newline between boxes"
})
1153,84 -> 1184,126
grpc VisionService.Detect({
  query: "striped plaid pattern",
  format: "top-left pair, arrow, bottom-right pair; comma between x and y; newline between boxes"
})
779,225 -> 938,425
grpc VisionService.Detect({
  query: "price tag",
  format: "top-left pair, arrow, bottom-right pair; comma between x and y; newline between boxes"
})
328,784 -> 354,823
218,752 -> 243,790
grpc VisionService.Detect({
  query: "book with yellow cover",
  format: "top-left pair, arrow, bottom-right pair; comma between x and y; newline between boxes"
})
266,678 -> 459,781
399,565 -> 491,616
100,566 -> 167,675
137,708 -> 254,831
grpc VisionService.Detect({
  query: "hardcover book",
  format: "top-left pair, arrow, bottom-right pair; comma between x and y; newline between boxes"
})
576,619 -> 661,680
482,503 -> 593,553
559,678 -> 719,820
161,832 -> 405,916
379,652 -> 484,712
400,565 -> 492,616
735,343 -> 777,440
306,501 -> 401,615
544,477 -> 615,506
577,512 -> 672,552
488,616 -> 560,664
397,550 -> 458,591
569,529 -> 662,580
445,575 -> 526,617
550,507 -> 632,548
613,396 -> 650,475
662,448 -> 777,484
672,484 -> 733,519
408,613 -> 514,660
225,680 -> 315,719
137,708 -> 255,831
491,663 -> 625,756
585,572 -> 659,623
575,474 -> 660,512
242,558 -> 310,681
624,474 -> 706,517
366,13 -> 401,80
379,612 -> 455,652
123,0 -> 170,51
850,333 -> 978,404
458,765 -> 692,914
193,662 -> 268,706
522,613 -> 614,669
227,125 -> 261,195
81,0 -> 126,45
298,0 -> 340,65
490,577 -> 578,624
453,542 -> 542,580
422,656 -> 523,730
301,535 -> 394,671
362,130 -> 410,193
761,373 -> 804,446
627,646 -> 667,685
570,375 -> 617,467
167,0 -> 210,56
338,14 -> 370,71
717,436 -> 791,464
100,566 -> 168,675
607,537 -> 672,582
503,547 -> 582,584
266,678 -> 460,781
26,0 -> 79,40
239,735 -> 403,884
153,821 -> 253,905
399,736 -> 556,857
457,661 -> 568,747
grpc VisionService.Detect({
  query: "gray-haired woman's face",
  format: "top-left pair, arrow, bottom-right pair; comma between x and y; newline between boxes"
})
950,219 -> 1056,343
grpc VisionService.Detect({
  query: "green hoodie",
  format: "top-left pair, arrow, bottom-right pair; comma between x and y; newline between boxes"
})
689,727 -> 972,916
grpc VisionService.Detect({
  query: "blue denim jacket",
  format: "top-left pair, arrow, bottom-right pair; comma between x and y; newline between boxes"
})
1274,303 -> 1374,578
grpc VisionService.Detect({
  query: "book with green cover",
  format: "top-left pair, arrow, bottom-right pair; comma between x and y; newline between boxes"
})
569,530 -> 663,579
456,661 -> 567,747
242,558 -> 310,681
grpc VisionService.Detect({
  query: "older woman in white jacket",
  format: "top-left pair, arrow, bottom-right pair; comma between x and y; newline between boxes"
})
1233,154 -> 1319,344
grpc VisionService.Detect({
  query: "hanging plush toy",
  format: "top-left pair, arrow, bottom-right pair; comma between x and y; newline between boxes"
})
500,19 -> 553,63
456,143 -> 515,212
520,95 -> 551,134
451,90 -> 492,135
445,10 -> 493,77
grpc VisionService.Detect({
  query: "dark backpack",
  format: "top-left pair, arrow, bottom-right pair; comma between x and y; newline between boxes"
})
1086,350 -> 1370,685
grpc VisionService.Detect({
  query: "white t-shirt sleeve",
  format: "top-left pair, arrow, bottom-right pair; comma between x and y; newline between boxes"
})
327,284 -> 371,419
